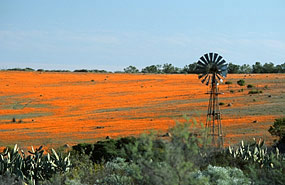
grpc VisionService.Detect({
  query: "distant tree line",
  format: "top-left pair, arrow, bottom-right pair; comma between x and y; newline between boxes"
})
3,61 -> 285,74
124,61 -> 285,74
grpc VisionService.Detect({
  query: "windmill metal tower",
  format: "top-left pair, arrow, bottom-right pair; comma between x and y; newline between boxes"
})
196,53 -> 228,147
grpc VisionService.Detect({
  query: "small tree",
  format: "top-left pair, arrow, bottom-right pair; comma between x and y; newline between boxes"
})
161,63 -> 181,74
269,118 -> 285,141
182,62 -> 197,74
239,64 -> 252,74
141,65 -> 161,73
252,62 -> 263,73
228,63 -> 240,74
124,66 -> 139,73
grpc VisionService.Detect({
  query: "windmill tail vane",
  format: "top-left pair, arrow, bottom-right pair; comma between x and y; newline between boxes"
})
196,52 -> 228,147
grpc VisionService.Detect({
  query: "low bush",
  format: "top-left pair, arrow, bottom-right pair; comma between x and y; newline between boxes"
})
72,136 -> 138,163
237,79 -> 245,86
191,165 -> 251,185
248,90 -> 263,94
247,84 -> 254,88
225,81 -> 233,85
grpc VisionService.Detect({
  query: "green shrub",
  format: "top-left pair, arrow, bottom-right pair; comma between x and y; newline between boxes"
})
247,84 -> 254,88
269,117 -> 285,153
72,137 -> 138,163
0,145 -> 71,184
49,119 -> 211,185
219,102 -> 225,106
225,81 -> 233,85
245,161 -> 285,185
237,79 -> 245,86
191,165 -> 251,185
42,117 -> 285,185
95,157 -> 134,185
230,90 -> 235,93
248,90 -> 263,94
269,118 -> 285,141
0,173 -> 22,185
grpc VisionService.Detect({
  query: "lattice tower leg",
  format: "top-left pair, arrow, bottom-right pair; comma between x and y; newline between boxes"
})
205,84 -> 224,147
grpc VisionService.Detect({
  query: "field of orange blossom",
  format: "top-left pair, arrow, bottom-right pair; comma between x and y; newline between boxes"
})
0,71 -> 284,149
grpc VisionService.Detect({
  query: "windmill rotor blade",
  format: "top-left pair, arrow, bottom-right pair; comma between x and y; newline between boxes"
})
218,66 -> 228,77
216,73 -> 222,81
196,65 -> 207,72
209,53 -> 213,63
204,53 -> 211,64
213,53 -> 218,63
198,73 -> 207,79
205,75 -> 211,86
197,60 -> 206,67
201,74 -> 209,83
200,56 -> 208,65
216,56 -> 223,64
217,59 -> 226,66
222,70 -> 228,77
219,64 -> 228,69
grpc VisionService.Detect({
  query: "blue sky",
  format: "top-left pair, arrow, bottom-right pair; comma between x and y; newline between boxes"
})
0,0 -> 285,71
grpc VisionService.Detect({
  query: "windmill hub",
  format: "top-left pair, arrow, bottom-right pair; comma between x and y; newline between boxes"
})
210,65 -> 218,73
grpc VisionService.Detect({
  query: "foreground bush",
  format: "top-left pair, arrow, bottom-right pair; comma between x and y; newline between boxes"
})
4,117 -> 285,184
191,165 -> 251,185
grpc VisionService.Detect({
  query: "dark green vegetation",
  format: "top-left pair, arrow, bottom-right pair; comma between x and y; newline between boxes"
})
248,90 -> 263,94
269,118 -> 285,153
1,118 -> 285,185
0,145 -> 71,185
237,79 -> 245,86
3,61 -> 285,74
247,84 -> 255,88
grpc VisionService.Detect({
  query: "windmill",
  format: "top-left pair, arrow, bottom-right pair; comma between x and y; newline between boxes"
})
196,53 -> 228,147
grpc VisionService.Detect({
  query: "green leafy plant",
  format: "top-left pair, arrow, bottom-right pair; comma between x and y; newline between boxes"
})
227,139 -> 284,169
269,117 -> 285,153
0,145 -> 71,185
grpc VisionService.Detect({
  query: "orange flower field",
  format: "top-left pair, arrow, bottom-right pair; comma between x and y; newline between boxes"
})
0,71 -> 284,149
